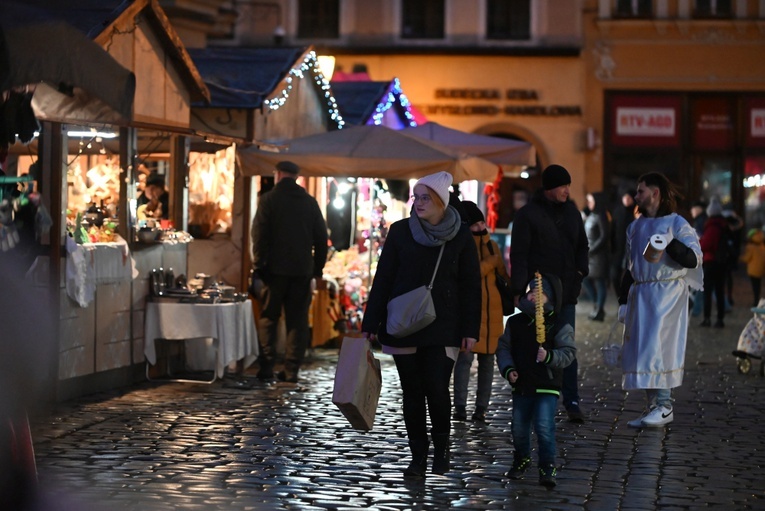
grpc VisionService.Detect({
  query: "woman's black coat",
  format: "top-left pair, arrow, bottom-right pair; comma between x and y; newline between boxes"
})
361,218 -> 482,348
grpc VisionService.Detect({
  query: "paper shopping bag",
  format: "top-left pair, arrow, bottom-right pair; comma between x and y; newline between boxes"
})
332,337 -> 382,431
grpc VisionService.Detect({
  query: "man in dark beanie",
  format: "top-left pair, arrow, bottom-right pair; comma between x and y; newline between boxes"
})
541,164 -> 571,191
509,164 -> 589,423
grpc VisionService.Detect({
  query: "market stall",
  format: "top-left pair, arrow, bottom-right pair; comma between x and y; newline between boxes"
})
239,125 -> 500,346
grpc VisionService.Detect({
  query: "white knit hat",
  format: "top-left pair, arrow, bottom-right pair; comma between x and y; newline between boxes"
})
414,171 -> 453,207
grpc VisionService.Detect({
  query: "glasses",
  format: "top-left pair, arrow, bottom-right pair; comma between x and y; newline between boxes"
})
411,194 -> 432,203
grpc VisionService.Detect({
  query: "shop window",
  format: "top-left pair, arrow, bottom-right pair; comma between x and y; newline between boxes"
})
401,0 -> 444,39
486,0 -> 531,40
187,146 -> 236,239
65,128 -> 123,242
694,0 -> 732,18
297,0 -> 339,39
614,0 -> 653,18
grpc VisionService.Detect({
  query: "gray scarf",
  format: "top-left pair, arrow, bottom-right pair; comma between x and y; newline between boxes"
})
409,205 -> 462,247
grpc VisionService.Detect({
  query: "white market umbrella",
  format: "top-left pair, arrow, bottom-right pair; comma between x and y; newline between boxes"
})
238,124 -> 500,183
400,122 -> 535,167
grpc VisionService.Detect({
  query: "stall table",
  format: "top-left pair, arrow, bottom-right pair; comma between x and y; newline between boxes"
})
144,300 -> 258,383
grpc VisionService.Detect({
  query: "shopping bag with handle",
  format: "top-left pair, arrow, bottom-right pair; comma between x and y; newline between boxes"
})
332,336 -> 382,431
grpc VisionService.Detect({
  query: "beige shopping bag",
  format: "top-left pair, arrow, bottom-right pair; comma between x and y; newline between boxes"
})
332,336 -> 382,431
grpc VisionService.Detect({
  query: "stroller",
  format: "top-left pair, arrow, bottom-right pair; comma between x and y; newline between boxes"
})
733,298 -> 765,375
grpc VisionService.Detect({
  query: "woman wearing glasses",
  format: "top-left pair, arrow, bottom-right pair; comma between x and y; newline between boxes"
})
362,171 -> 481,478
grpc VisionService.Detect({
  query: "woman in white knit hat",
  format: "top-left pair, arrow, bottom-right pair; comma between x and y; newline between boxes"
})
362,171 -> 481,478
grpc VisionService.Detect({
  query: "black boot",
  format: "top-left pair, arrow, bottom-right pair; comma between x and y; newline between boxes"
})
403,438 -> 428,478
431,433 -> 450,475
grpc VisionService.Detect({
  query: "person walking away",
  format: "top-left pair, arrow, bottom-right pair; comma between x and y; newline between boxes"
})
510,164 -> 589,423
250,161 -> 329,383
452,201 -> 509,423
722,204 -> 744,309
689,199 -> 708,316
699,198 -> 729,328
582,192 -> 610,321
610,189 -> 636,295
496,273 -> 575,488
618,172 -> 702,428
739,228 -> 765,307
361,171 -> 480,478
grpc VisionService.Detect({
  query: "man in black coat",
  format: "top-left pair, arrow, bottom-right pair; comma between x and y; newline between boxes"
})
510,164 -> 589,422
610,188 -> 636,295
251,161 -> 329,382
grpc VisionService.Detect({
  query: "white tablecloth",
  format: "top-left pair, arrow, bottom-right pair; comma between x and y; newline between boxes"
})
65,236 -> 138,307
144,300 -> 258,378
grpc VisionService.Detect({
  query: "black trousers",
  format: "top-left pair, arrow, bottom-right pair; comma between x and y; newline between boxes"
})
750,275 -> 762,307
257,274 -> 313,377
703,261 -> 726,321
393,345 -> 455,443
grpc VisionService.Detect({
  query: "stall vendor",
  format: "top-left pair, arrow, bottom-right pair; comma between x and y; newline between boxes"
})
137,172 -> 169,220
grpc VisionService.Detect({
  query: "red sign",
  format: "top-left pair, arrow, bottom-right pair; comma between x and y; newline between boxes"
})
746,97 -> 765,148
692,97 -> 734,151
610,95 -> 681,147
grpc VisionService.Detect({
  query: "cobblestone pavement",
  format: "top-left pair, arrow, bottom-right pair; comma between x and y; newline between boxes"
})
29,284 -> 765,510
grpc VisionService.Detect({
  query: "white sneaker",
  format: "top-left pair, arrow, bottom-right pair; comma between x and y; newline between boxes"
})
641,405 -> 673,427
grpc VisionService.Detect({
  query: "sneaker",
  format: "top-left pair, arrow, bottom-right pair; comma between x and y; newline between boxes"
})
539,464 -> 557,488
453,405 -> 467,421
506,456 -> 532,480
641,405 -> 673,427
627,409 -> 649,428
566,402 -> 585,423
471,406 -> 487,423
276,371 -> 298,383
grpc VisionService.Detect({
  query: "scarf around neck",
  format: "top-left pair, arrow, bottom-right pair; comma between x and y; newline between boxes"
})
409,205 -> 462,247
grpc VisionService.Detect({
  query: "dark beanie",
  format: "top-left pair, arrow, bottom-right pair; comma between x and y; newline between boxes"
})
461,200 -> 485,225
542,164 -> 571,191
146,172 -> 165,188
276,160 -> 300,174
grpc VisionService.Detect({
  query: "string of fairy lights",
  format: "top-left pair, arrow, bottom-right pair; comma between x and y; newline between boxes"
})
370,78 -> 418,127
263,50 -> 345,129
263,52 -> 419,129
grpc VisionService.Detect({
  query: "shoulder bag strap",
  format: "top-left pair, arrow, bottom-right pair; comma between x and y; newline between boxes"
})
427,244 -> 446,290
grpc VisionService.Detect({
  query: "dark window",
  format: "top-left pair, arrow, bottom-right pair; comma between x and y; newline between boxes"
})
694,0 -> 732,18
297,0 -> 339,39
401,0 -> 444,39
615,0 -> 653,18
486,0 -> 531,40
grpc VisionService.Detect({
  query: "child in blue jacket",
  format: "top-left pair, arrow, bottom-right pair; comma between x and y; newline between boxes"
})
496,273 -> 576,488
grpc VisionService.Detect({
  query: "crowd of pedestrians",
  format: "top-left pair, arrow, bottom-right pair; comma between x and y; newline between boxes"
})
248,161 -> 763,490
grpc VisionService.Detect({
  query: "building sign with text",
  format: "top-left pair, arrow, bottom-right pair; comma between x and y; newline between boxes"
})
747,97 -> 765,147
610,94 -> 681,147
417,88 -> 582,118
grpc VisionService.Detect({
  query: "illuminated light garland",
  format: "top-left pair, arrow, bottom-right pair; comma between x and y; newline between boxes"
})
263,50 -> 345,129
370,78 -> 418,127
535,271 -> 545,345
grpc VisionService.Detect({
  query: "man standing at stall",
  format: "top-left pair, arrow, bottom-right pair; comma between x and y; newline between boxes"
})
251,161 -> 328,383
